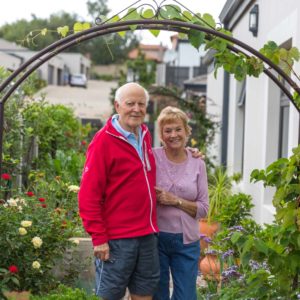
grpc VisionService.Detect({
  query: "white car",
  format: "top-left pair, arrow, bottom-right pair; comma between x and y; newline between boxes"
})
70,74 -> 87,88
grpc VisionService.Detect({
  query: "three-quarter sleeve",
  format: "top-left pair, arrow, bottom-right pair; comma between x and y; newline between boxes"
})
195,160 -> 209,219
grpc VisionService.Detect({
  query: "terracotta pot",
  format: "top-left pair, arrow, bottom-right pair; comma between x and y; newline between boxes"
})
4,291 -> 31,300
200,238 -> 209,250
199,254 -> 220,281
199,219 -> 219,237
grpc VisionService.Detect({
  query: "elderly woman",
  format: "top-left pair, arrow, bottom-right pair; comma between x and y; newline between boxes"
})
153,106 -> 209,300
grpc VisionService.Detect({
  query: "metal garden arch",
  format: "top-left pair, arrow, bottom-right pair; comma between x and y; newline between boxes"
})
0,0 -> 300,176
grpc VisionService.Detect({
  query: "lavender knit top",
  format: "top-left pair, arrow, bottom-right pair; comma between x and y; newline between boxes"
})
153,147 -> 209,244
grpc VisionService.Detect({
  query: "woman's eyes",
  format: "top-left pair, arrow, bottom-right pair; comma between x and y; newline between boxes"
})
164,128 -> 183,133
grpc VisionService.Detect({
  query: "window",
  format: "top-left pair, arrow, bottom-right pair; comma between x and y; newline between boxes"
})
278,85 -> 290,158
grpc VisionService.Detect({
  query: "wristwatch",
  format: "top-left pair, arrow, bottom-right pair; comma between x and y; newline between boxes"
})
177,198 -> 183,207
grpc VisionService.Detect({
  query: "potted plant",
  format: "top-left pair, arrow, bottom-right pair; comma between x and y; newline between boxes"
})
199,167 -> 232,244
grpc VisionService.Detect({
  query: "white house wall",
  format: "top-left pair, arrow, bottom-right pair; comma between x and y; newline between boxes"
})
0,52 -> 22,71
207,0 -> 300,225
206,67 -> 223,165
59,53 -> 91,76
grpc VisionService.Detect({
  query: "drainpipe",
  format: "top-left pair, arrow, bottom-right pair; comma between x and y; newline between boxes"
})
221,71 -> 230,166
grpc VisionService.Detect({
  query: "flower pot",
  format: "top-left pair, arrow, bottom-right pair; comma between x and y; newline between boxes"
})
199,219 -> 219,251
4,291 -> 31,300
199,254 -> 220,281
199,219 -> 219,238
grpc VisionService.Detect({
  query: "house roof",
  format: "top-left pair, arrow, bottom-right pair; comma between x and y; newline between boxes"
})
0,38 -> 27,51
128,43 -> 167,62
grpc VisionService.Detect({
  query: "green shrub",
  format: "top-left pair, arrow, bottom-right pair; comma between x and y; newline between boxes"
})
30,285 -> 98,299
0,193 -> 78,293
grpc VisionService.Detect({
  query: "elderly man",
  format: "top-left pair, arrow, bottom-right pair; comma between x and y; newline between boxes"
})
78,82 -> 159,300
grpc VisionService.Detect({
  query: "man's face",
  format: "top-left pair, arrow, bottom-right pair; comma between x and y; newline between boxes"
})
114,85 -> 147,134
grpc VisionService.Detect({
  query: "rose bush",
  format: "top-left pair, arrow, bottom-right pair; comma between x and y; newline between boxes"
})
0,192 -> 78,294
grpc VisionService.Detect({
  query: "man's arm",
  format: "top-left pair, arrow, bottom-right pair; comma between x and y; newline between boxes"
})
78,138 -> 109,248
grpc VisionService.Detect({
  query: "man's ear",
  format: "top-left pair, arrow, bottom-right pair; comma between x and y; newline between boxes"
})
114,101 -> 119,112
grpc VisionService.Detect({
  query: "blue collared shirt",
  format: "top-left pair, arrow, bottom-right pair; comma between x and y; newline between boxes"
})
111,114 -> 143,159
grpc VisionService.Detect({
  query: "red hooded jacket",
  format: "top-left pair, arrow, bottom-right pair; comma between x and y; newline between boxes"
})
78,118 -> 158,246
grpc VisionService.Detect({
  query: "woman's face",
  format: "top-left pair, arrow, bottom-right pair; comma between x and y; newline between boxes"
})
161,119 -> 187,151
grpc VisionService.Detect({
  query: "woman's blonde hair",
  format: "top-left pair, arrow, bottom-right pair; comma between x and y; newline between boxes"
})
157,106 -> 192,138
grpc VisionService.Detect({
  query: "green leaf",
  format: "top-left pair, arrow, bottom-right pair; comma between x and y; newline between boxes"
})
231,231 -> 242,244
124,8 -> 140,30
142,9 -> 154,19
182,10 -> 193,21
164,5 -> 182,20
282,206 -> 296,228
254,239 -> 268,255
125,8 -> 140,20
41,28 -> 47,36
293,91 -> 300,109
149,29 -> 160,37
188,29 -> 205,50
11,277 -> 20,286
117,31 -> 126,38
57,26 -> 69,38
108,15 -> 120,23
297,234 -> 300,248
202,13 -> 216,28
73,22 -> 83,33
158,7 -> 169,19
82,22 -> 91,30
290,47 -> 300,61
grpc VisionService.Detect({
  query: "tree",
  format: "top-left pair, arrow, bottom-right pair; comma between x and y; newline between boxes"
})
0,0 -> 138,64
87,0 -> 110,19
0,12 -> 78,50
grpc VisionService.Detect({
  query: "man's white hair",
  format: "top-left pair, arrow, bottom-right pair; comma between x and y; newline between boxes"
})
115,82 -> 149,105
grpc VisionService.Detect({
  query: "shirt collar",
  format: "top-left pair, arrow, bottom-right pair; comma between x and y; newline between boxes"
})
111,114 -> 141,138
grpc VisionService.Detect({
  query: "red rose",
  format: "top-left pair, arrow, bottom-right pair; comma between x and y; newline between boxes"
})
81,140 -> 87,146
38,198 -> 45,202
41,204 -> 47,208
26,191 -> 34,197
9,265 -> 18,274
1,173 -> 11,180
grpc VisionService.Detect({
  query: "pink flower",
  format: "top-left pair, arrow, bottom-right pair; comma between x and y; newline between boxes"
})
1,173 -> 11,180
9,265 -> 18,274
41,204 -> 47,208
26,191 -> 34,197
38,197 -> 45,202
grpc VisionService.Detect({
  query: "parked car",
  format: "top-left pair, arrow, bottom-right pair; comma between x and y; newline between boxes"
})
69,74 -> 87,88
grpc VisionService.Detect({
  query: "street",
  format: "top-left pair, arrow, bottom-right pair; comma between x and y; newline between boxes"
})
37,79 -> 118,122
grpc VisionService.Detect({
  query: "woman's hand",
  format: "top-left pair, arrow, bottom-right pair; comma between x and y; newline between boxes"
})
155,187 -> 178,206
187,147 -> 205,159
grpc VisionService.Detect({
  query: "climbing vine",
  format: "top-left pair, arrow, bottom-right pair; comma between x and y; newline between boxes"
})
19,2 -> 300,108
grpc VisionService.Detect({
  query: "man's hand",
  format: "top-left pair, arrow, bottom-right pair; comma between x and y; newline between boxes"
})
94,242 -> 110,261
187,147 -> 205,159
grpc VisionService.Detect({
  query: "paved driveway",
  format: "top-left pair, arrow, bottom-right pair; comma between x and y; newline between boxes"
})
37,80 -> 118,122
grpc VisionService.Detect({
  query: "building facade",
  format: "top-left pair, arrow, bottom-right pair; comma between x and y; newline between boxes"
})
0,38 -> 91,86
205,0 -> 300,224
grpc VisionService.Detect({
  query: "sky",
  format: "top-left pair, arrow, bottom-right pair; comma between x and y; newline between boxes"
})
0,0 -> 226,46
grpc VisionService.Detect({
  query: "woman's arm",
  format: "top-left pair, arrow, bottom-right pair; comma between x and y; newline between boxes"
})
155,187 -> 197,218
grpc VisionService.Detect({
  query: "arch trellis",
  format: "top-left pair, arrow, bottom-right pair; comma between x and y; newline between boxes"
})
0,0 -> 300,176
